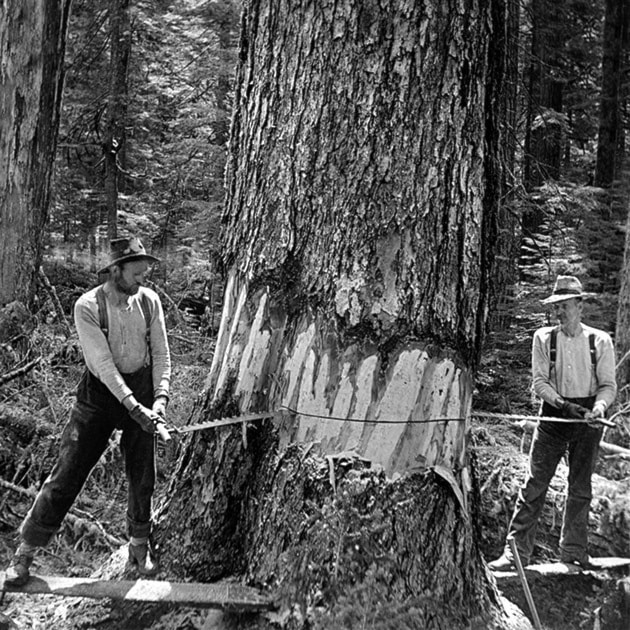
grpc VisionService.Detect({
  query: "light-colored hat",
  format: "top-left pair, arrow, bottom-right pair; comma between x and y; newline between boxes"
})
541,275 -> 586,304
98,236 -> 159,274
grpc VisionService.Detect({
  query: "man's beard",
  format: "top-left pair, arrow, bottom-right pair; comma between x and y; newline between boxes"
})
114,277 -> 140,296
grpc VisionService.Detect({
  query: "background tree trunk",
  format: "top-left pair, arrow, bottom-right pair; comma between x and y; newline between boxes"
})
104,0 -> 132,242
0,1 -> 71,307
524,0 -> 567,188
594,0 -> 629,187
158,0 -> 519,627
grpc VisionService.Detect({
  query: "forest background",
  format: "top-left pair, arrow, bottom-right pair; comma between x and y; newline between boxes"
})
1,0 -> 630,629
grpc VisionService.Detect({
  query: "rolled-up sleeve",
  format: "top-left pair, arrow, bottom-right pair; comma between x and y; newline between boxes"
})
148,292 -> 171,399
594,333 -> 617,409
531,327 -> 559,405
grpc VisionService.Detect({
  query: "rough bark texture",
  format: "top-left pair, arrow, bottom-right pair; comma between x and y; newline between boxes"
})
223,0 -> 496,365
0,0 -> 71,307
594,0 -> 629,187
485,0 -> 520,330
159,1 -> 520,627
615,207 -> 630,389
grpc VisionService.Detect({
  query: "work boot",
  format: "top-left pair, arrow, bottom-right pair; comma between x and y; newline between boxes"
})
128,542 -> 159,576
560,554 -> 597,571
488,553 -> 516,571
4,551 -> 34,587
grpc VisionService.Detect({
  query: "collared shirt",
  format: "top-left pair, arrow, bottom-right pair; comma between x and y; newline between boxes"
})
74,284 -> 171,404
532,324 -> 617,409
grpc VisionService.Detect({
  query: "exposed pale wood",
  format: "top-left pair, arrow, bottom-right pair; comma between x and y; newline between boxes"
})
0,573 -> 274,612
493,557 -> 630,581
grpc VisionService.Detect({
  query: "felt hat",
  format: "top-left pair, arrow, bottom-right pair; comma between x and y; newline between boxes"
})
98,236 -> 159,274
541,275 -> 586,304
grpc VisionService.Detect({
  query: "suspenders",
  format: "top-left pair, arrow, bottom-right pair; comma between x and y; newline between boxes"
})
95,285 -> 152,349
549,326 -> 597,376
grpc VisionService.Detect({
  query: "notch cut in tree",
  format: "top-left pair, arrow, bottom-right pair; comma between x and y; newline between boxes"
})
157,1 -> 521,628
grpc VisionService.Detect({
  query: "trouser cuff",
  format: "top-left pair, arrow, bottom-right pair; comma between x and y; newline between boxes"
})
127,515 -> 151,539
19,518 -> 59,547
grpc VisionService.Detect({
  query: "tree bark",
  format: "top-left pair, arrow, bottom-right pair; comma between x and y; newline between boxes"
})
158,1 -> 519,627
594,0 -> 630,187
0,1 -> 71,307
104,0 -> 132,242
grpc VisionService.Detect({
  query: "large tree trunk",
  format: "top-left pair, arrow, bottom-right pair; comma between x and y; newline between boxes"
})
0,1 -> 71,307
159,1 -> 520,627
594,0 -> 629,188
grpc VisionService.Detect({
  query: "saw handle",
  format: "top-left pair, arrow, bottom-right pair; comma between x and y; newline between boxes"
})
597,418 -> 615,428
154,420 -> 171,442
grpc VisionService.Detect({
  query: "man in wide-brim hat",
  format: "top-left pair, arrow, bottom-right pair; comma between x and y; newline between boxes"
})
97,235 -> 160,275
5,235 -> 171,585
540,274 -> 591,304
489,274 -> 617,571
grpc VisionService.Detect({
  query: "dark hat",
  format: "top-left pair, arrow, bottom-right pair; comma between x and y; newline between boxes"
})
98,236 -> 159,274
541,275 -> 587,304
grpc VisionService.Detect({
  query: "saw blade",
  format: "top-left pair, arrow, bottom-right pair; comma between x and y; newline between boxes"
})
175,411 -> 281,434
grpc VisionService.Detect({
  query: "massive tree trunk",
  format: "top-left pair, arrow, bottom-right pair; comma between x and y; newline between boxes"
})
594,0 -> 629,188
158,1 -> 521,627
0,1 -> 71,307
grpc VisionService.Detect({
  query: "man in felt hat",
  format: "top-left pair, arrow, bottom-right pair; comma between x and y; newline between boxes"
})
4,235 -> 171,585
489,275 -> 616,571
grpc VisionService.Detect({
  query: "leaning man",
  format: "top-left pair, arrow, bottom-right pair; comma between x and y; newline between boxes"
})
489,275 -> 616,571
5,236 -> 171,585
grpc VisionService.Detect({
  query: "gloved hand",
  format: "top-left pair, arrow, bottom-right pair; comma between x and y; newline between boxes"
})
152,396 -> 168,420
129,404 -> 161,433
585,401 -> 607,427
561,401 -> 590,419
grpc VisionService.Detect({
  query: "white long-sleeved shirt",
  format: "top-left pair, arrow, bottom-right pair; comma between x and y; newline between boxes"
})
532,324 -> 617,410
74,284 -> 171,404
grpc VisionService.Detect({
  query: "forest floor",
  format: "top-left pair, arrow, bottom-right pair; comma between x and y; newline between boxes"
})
1,183 -> 630,629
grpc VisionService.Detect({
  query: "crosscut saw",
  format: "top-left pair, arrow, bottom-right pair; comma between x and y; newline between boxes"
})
167,408 -> 614,436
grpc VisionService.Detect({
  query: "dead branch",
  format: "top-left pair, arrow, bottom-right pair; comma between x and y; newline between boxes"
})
0,478 -> 125,549
148,281 -> 184,326
0,356 -> 42,386
38,267 -> 72,335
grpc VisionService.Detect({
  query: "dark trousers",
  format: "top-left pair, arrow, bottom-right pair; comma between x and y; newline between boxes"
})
20,367 -> 156,546
506,397 -> 601,564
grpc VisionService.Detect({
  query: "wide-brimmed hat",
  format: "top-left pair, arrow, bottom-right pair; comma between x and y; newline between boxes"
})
98,236 -> 159,274
541,275 -> 587,304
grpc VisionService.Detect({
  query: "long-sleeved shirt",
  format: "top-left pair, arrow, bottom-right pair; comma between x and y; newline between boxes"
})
74,284 -> 171,404
532,323 -> 617,410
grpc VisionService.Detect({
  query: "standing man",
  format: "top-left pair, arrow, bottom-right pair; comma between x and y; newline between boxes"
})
489,275 -> 617,571
5,236 -> 171,585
